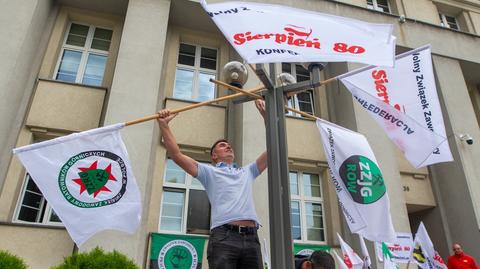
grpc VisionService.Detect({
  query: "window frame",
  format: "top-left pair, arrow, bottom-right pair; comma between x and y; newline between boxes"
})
439,13 -> 460,30
13,173 -> 63,226
282,63 -> 316,118
173,43 -> 218,102
366,0 -> 391,13
290,170 -> 326,244
53,21 -> 112,86
158,159 -> 210,235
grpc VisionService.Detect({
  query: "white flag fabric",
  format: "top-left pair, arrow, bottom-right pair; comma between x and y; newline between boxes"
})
339,45 -> 452,168
335,250 -> 352,269
317,119 -> 395,243
412,222 -> 448,269
13,124 -> 141,246
338,233 -> 364,269
359,235 -> 372,269
201,0 -> 396,66
375,232 -> 413,263
382,242 -> 400,269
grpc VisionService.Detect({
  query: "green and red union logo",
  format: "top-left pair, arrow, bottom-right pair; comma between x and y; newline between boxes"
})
58,151 -> 127,208
339,155 -> 386,204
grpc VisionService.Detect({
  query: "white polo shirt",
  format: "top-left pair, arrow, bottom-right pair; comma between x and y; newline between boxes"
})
196,161 -> 261,229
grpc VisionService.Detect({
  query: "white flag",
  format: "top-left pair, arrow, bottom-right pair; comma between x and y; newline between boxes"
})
382,242 -> 400,269
316,119 -> 395,243
201,0 -> 396,66
13,124 -> 142,246
375,232 -> 414,264
339,45 -> 452,168
335,250 -> 352,269
338,233 -> 364,269
359,235 -> 372,269
412,222 -> 448,269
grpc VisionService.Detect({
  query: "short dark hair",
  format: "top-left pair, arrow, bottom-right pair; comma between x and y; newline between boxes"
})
310,251 -> 335,269
210,139 -> 229,156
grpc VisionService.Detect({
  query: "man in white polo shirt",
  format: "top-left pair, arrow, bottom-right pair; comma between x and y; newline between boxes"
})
157,100 -> 267,269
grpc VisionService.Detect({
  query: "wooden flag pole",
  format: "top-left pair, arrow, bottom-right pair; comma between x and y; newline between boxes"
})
284,107 -> 318,120
210,78 -> 263,100
125,84 -> 265,126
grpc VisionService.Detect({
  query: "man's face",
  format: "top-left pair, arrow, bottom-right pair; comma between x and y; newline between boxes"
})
212,141 -> 234,163
453,244 -> 463,255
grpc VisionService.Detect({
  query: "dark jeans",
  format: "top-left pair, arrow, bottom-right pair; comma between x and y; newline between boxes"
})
207,225 -> 263,269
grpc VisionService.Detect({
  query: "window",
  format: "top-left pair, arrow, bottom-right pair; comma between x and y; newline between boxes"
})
282,63 -> 315,117
54,22 -> 113,86
15,173 -> 62,225
173,43 -> 218,102
439,13 -> 459,30
290,171 -> 325,243
367,0 -> 390,13
159,159 -> 211,235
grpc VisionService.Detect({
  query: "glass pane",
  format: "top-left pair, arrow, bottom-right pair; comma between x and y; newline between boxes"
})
445,16 -> 459,30
49,208 -> 62,222
22,191 -> 43,208
26,176 -> 41,194
186,190 -> 211,234
306,202 -> 325,241
165,159 -> 186,184
303,173 -> 321,198
377,0 -> 390,13
56,50 -> 82,83
289,172 -> 298,195
91,28 -> 113,51
82,54 -> 107,86
307,228 -> 325,241
66,23 -> 89,47
200,48 -> 217,70
197,73 -> 215,101
295,65 -> 310,82
282,63 -> 291,73
290,201 -> 301,240
160,191 -> 185,231
297,91 -> 314,115
178,44 -> 196,66
173,69 -> 194,100
18,206 -> 40,222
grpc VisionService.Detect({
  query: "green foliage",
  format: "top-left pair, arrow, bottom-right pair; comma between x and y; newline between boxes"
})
52,247 -> 138,269
0,250 -> 28,269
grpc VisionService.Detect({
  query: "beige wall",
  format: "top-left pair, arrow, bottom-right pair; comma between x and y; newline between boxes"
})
26,80 -> 106,132
0,225 -> 74,269
403,0 -> 441,24
0,0 -> 56,194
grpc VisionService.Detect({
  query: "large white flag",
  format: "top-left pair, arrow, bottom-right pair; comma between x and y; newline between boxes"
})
338,233 -> 364,269
13,124 -> 142,246
316,119 -> 395,243
359,235 -> 372,269
339,45 -> 452,168
412,222 -> 448,269
201,0 -> 396,66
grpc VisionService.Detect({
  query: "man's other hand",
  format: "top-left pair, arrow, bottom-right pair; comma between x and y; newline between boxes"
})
157,109 -> 177,127
254,99 -> 266,120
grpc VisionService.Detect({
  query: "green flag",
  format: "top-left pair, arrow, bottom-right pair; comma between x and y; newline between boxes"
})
150,233 -> 207,269
294,244 -> 331,256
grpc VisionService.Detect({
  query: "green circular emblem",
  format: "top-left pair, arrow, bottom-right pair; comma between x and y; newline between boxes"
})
58,150 -> 127,208
158,240 -> 198,269
339,155 -> 386,204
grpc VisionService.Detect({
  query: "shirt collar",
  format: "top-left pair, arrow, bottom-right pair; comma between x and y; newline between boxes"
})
216,162 -> 238,169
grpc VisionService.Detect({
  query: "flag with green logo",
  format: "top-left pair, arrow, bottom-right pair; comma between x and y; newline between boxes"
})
294,244 -> 331,256
13,123 -> 141,246
316,119 -> 395,243
382,242 -> 400,269
150,233 -> 207,269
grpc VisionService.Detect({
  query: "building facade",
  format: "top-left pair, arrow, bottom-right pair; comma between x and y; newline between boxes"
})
0,0 -> 479,268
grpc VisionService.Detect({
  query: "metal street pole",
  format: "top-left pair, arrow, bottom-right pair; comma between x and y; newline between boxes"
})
231,62 -> 324,268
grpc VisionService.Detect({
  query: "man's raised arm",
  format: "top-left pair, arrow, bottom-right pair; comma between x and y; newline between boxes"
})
255,99 -> 268,173
157,109 -> 198,177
